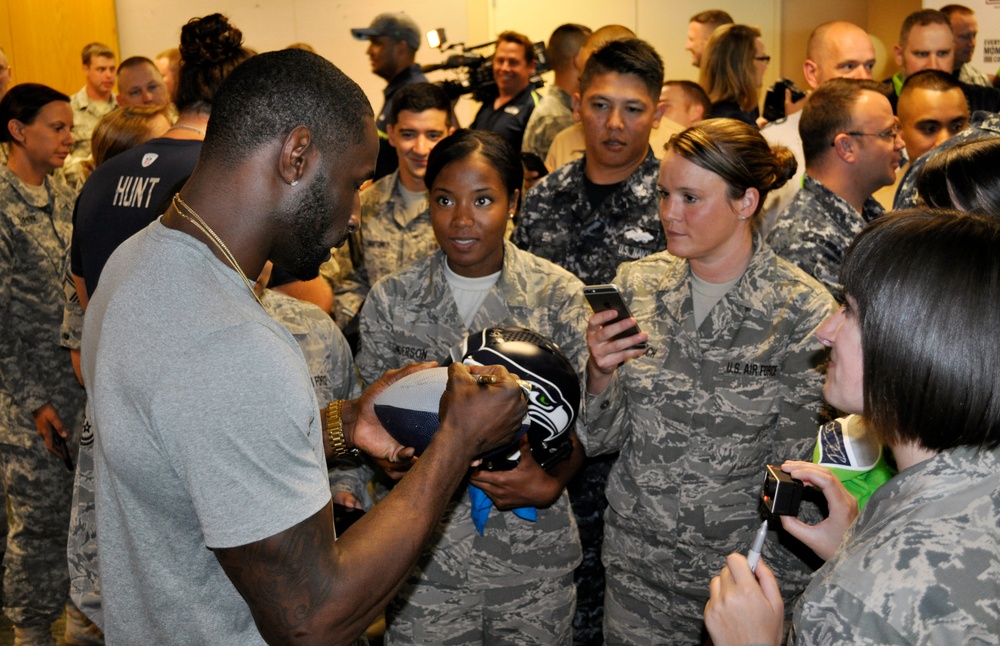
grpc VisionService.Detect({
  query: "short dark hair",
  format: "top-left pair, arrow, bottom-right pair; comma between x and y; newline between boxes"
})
664,80 -> 711,118
579,38 -> 664,103
174,14 -> 253,115
203,49 -> 373,167
666,118 -> 796,228
547,24 -> 591,70
389,82 -> 453,126
690,10 -> 734,29
917,138 -> 1000,214
0,83 -> 70,143
841,209 -> 1000,451
940,4 -> 974,20
425,129 -> 523,202
800,78 -> 888,167
496,31 -> 535,65
117,56 -> 158,77
900,9 -> 952,45
900,68 -> 961,95
81,42 -> 114,66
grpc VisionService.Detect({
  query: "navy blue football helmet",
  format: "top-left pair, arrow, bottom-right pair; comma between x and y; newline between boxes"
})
448,326 -> 580,470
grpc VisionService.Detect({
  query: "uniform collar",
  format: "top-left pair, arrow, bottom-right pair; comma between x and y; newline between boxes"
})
0,165 -> 54,209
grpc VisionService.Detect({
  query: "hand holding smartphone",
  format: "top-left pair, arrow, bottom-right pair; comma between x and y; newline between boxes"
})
583,284 -> 648,350
52,433 -> 74,472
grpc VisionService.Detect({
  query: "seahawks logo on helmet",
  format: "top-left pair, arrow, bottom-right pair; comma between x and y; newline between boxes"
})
447,326 -> 580,471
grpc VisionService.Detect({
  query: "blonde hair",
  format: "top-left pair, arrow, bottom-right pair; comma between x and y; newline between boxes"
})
699,24 -> 761,113
91,105 -> 171,168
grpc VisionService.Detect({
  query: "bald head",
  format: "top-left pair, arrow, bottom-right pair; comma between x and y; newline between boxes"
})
574,25 -> 636,72
803,21 -> 876,89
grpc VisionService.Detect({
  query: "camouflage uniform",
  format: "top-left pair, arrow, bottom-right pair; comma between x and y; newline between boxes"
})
514,148 -> 663,286
0,165 -> 86,630
894,110 -> 1000,210
583,243 -> 835,645
521,86 -> 575,161
767,175 -> 883,300
513,147 -> 664,645
68,87 -> 116,164
356,241 -> 586,645
67,287 -> 370,628
329,170 -> 439,326
790,446 -> 1000,645
260,289 -> 372,508
958,62 -> 992,88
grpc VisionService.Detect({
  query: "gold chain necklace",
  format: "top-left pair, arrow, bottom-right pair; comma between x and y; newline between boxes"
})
171,193 -> 264,307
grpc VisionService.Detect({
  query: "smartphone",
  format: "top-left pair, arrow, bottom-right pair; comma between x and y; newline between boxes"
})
52,433 -> 74,472
520,152 -> 549,179
583,284 -> 647,350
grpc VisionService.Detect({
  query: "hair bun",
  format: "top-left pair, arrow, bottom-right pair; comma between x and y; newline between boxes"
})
769,144 -> 798,191
180,14 -> 244,66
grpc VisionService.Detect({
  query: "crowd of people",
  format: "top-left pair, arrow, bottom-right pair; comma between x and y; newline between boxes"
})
0,5 -> 998,646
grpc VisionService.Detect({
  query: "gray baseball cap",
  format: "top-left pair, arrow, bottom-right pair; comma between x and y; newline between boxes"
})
351,13 -> 421,51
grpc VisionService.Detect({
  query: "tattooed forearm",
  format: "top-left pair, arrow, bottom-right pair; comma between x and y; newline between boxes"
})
215,505 -> 355,646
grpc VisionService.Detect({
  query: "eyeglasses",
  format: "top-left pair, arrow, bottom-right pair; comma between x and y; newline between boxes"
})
831,124 -> 901,146
754,56 -> 771,63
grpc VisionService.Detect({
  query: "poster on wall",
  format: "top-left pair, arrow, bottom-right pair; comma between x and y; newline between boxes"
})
979,0 -> 1000,73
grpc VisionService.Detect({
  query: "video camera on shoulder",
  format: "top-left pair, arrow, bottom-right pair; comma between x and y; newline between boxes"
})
762,78 -> 807,123
421,28 -> 549,102
761,464 -> 804,516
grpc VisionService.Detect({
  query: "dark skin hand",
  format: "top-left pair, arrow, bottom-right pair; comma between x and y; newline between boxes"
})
34,403 -> 68,457
214,362 -> 527,646
470,429 -> 584,510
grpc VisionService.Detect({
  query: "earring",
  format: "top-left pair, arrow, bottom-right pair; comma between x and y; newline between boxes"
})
290,180 -> 299,187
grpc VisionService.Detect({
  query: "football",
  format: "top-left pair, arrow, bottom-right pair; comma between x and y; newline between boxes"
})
373,367 -> 450,456
373,366 -> 532,457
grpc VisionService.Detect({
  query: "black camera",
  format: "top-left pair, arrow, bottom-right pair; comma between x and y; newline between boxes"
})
761,464 -> 804,516
421,31 -> 549,103
762,78 -> 807,122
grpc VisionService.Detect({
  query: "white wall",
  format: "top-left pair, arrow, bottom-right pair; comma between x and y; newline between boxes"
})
116,0 -> 781,124
116,0 -> 473,121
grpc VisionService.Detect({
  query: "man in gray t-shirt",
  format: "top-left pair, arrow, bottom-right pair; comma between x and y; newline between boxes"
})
81,49 -> 527,645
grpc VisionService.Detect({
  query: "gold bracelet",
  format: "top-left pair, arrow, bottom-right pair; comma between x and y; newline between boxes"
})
326,400 -> 357,458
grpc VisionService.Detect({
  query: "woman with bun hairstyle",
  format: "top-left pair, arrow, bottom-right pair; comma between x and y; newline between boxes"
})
71,12 -> 252,304
700,25 -> 770,127
0,82 -> 87,645
356,129 -> 587,645
584,118 -> 837,643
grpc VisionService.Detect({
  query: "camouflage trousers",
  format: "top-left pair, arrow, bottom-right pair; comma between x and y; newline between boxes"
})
602,516 -> 708,645
0,431 -> 77,628
566,453 -> 615,646
385,570 -> 575,645
68,414 -> 101,626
